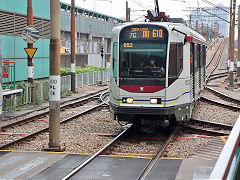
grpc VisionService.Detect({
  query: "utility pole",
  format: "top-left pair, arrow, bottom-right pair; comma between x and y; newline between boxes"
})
189,15 -> 192,28
229,0 -> 236,87
48,0 -> 61,150
71,0 -> 76,92
228,0 -> 233,56
201,23 -> 203,36
27,0 -> 34,102
196,20 -> 198,33
237,5 -> 240,76
126,1 -> 130,22
210,26 -> 213,42
206,24 -> 208,42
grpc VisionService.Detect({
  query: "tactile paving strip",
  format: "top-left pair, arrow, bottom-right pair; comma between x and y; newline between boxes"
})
190,136 -> 227,161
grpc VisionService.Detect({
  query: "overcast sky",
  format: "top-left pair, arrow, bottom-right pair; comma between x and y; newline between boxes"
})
60,0 -> 239,39
60,0 -> 236,20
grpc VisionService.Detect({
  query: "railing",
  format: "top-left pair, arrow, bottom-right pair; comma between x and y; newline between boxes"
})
2,61 -> 16,89
3,70 -> 110,112
209,116 -> 240,180
61,70 -> 110,93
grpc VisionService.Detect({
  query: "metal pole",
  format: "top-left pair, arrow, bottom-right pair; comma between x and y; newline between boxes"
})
49,0 -> 61,150
101,38 -> 104,84
228,0 -> 233,56
27,0 -> 34,102
237,5 -> 240,76
196,20 -> 198,33
201,23 -> 203,36
71,0 -> 76,92
126,1 -> 129,22
229,0 -> 236,86
206,24 -> 208,42
210,26 -> 213,42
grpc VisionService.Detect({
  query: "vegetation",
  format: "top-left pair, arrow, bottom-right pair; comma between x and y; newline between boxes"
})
60,65 -> 109,76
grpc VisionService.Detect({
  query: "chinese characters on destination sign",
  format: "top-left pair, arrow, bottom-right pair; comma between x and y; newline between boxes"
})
129,28 -> 163,39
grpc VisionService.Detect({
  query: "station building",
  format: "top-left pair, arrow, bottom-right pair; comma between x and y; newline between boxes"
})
0,0 -> 124,82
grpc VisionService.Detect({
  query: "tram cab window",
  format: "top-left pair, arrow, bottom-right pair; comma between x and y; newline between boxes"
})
119,41 -> 167,79
168,44 -> 183,78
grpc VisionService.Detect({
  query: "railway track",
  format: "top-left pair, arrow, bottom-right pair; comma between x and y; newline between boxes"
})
0,89 -> 108,130
137,127 -> 179,180
182,118 -> 232,136
199,39 -> 240,111
0,90 -> 110,150
206,40 -> 226,81
61,124 -> 133,180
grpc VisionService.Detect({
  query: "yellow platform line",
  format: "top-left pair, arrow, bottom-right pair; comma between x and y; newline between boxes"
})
220,136 -> 227,143
191,156 -> 212,161
192,153 -> 218,158
99,154 -> 152,159
160,157 -> 184,159
202,147 -> 222,152
207,142 -> 224,146
196,151 -> 220,157
197,150 -> 221,155
113,153 -> 154,157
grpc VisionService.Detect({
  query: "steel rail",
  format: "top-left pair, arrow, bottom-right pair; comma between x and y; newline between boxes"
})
205,86 -> 240,105
200,96 -> 240,110
61,124 -> 133,180
190,118 -> 233,129
206,41 -> 223,68
0,89 -> 108,130
182,125 -> 230,136
206,41 -> 226,81
99,91 -> 110,105
0,102 -> 105,150
137,126 -> 179,180
210,116 -> 240,180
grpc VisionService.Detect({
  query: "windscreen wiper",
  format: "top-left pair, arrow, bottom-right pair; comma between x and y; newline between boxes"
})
172,28 -> 187,45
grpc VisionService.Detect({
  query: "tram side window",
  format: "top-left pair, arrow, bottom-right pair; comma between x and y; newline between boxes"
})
169,44 -> 183,78
202,46 -> 206,67
198,45 -> 201,68
111,42 -> 118,81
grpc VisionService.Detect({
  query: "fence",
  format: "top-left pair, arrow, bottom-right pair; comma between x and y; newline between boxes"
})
3,70 -> 110,112
2,61 -> 16,89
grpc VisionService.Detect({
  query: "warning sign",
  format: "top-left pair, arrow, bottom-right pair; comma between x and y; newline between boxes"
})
2,66 -> 9,78
24,48 -> 37,59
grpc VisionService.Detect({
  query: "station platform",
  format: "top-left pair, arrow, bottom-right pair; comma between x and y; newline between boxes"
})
0,136 -> 227,180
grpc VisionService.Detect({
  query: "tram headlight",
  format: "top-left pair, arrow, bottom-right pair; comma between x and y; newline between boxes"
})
122,98 -> 133,104
150,98 -> 161,104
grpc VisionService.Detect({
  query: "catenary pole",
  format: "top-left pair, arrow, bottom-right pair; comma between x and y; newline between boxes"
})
229,0 -> 236,86
71,0 -> 76,92
27,0 -> 34,102
237,5 -> 240,76
49,0 -> 61,150
126,1 -> 129,22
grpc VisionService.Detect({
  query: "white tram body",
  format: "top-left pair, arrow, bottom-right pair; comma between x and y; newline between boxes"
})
109,21 -> 206,126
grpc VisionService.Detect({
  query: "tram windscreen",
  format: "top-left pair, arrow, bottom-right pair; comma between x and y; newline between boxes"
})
119,25 -> 168,79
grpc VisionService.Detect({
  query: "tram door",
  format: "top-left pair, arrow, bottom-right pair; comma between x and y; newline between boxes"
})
0,40 -> 2,121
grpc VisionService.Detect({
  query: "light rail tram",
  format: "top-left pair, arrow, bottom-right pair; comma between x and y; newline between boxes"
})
109,17 -> 207,132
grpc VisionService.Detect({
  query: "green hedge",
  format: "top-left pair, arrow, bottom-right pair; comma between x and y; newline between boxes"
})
61,65 -> 109,76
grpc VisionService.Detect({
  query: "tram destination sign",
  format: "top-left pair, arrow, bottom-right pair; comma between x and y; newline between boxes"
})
120,25 -> 168,41
22,26 -> 40,44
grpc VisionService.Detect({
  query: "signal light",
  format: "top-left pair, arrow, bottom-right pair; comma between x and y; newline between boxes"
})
100,45 -> 104,57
